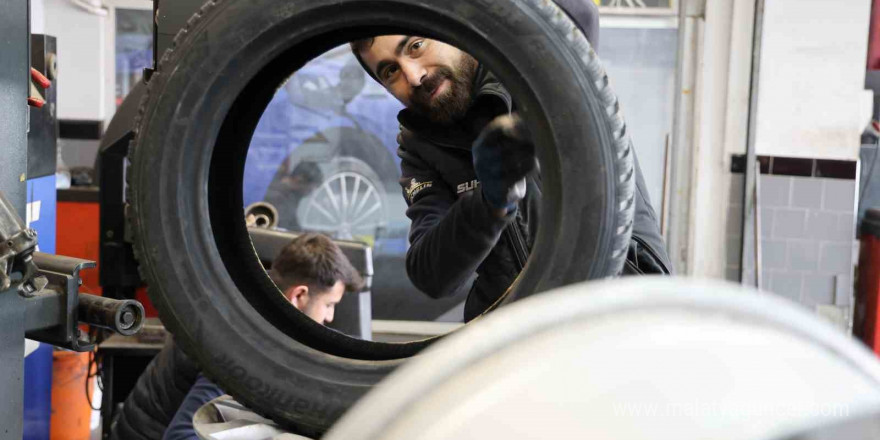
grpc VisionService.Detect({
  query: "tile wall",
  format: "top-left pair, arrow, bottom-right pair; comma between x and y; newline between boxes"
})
726,167 -> 858,310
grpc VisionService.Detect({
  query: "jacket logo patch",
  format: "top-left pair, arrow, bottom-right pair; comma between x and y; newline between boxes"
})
406,178 -> 433,201
457,179 -> 480,194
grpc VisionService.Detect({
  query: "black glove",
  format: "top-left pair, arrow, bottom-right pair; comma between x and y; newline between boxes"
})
472,114 -> 536,214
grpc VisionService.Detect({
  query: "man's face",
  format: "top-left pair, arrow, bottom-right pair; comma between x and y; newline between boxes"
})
290,281 -> 345,324
358,36 -> 479,125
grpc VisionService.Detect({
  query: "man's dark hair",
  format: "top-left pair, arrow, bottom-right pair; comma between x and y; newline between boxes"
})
350,38 -> 379,82
268,233 -> 364,295
348,0 -> 600,82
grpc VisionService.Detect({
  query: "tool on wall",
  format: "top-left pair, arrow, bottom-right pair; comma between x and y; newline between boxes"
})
28,67 -> 50,108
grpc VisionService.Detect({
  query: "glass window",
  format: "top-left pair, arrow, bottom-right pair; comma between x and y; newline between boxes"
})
115,8 -> 152,107
599,21 -> 679,217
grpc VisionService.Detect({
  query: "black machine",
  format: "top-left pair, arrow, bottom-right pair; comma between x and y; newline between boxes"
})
0,3 -> 147,439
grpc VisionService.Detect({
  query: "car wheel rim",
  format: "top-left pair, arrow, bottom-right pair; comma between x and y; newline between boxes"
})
301,171 -> 386,240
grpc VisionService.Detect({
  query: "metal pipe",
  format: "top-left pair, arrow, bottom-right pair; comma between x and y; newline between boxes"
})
77,293 -> 145,336
740,0 -> 766,285
665,3 -> 701,274
245,201 -> 279,229
754,162 -> 762,288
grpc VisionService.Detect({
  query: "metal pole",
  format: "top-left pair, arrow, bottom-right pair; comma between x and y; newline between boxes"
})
0,291 -> 25,440
0,0 -> 30,214
740,0 -> 766,284
754,162 -> 762,288
665,0 -> 703,274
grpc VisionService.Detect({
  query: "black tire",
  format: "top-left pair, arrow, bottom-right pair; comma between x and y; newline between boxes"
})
128,0 -> 635,435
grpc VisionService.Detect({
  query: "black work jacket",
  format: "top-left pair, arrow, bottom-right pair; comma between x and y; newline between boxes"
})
396,67 -> 672,322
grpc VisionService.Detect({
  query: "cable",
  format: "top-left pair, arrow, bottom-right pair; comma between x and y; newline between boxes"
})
85,351 -> 99,411
85,327 -> 105,411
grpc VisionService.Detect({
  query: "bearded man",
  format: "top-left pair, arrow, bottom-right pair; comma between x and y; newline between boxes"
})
351,0 -> 671,322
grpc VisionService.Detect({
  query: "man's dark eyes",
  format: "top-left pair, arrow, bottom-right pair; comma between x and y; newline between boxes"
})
382,65 -> 399,80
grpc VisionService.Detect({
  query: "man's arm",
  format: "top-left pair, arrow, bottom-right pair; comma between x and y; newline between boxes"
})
626,151 -> 673,274
399,147 -> 512,299
162,375 -> 225,440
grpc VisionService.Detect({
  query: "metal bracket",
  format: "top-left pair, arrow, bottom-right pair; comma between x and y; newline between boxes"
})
25,253 -> 98,351
25,252 -> 146,351
0,191 -> 42,294
0,188 -> 146,351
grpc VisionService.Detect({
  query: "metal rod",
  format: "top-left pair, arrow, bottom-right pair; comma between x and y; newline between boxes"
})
77,293 -> 145,336
660,134 -> 671,236
754,163 -> 762,288
740,0 -> 766,284
666,5 -> 700,273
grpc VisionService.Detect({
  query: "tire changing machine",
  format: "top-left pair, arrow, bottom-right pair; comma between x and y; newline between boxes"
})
0,2 -> 147,438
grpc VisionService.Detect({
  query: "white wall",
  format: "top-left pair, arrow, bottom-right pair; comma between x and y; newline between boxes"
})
31,0 -> 46,34
44,0 -> 107,121
754,0 -> 873,160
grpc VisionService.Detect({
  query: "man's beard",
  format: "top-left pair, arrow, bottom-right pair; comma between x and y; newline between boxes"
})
409,54 -> 479,125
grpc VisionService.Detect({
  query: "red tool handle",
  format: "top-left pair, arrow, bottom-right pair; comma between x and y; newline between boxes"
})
27,97 -> 45,108
31,67 -> 51,89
